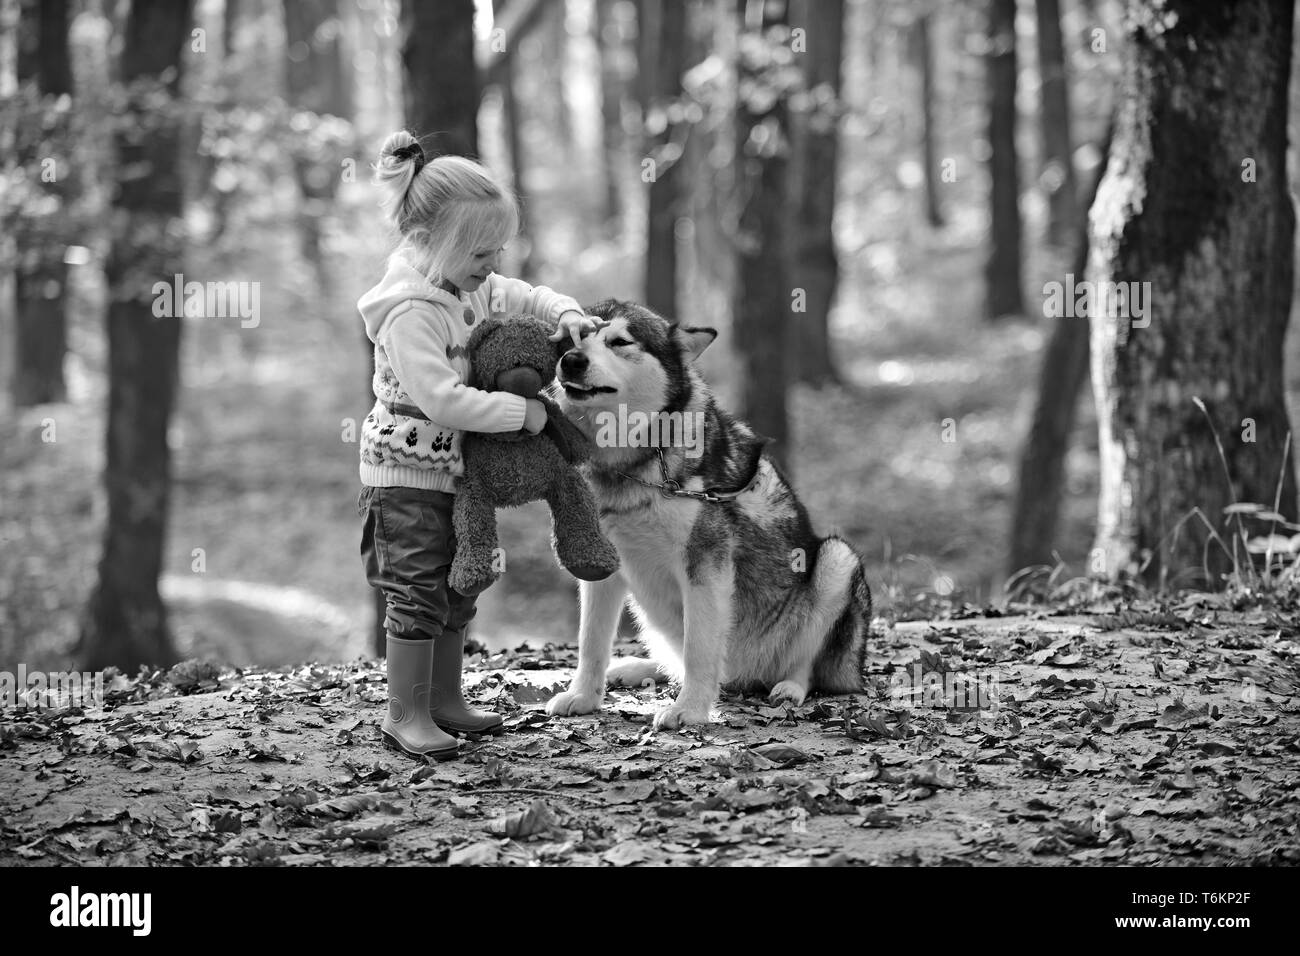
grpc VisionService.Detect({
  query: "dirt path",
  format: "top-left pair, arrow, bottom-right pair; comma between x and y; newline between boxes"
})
2,612 -> 1297,866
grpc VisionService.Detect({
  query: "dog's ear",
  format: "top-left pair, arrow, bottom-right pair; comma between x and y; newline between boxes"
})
672,325 -> 717,363
584,299 -> 620,322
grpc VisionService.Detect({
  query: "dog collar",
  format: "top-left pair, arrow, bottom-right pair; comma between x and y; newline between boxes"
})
615,447 -> 761,503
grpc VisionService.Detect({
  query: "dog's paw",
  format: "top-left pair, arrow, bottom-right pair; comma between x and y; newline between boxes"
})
653,700 -> 711,731
545,687 -> 604,716
606,657 -> 661,689
768,680 -> 807,707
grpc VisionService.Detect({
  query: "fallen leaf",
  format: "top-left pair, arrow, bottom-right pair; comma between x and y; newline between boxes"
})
1117,718 -> 1158,733
749,743 -> 814,767
599,781 -> 657,805
1236,778 -> 1265,801
210,809 -> 242,834
715,782 -> 785,811
1046,652 -> 1084,667
485,800 -> 562,839
1022,750 -> 1064,774
1064,754 -> 1104,774
603,841 -> 657,866
1156,701 -> 1211,730
857,806 -> 903,828
447,841 -> 500,866
909,759 -> 958,789
1197,740 -> 1237,756
306,792 -> 389,819
324,817 -> 401,847
1027,834 -> 1069,855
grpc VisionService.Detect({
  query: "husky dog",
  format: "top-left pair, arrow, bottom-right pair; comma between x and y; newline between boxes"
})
544,300 -> 871,729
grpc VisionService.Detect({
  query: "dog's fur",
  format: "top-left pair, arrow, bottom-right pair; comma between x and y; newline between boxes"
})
543,300 -> 871,729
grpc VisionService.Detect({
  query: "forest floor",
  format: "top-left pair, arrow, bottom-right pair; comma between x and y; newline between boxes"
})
3,605 -> 1298,867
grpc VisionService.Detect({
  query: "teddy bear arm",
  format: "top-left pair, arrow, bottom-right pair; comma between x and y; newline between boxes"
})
538,396 -> 592,464
449,473 -> 504,596
544,468 -> 620,582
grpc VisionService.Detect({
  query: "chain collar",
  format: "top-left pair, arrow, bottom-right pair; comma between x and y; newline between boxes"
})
615,447 -> 761,503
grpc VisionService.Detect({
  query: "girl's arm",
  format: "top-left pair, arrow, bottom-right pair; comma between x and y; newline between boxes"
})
382,303 -> 528,433
485,274 -> 583,325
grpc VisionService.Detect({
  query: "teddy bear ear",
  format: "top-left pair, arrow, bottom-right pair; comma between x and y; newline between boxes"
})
467,316 -> 504,355
523,314 -> 553,342
465,317 -> 506,389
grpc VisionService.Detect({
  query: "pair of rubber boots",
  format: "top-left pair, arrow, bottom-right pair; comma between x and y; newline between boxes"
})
381,627 -> 502,760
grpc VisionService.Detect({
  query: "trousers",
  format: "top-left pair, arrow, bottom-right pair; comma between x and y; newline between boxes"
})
358,485 -> 478,641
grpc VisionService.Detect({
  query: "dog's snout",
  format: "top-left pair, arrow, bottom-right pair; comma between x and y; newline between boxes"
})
560,350 -> 589,377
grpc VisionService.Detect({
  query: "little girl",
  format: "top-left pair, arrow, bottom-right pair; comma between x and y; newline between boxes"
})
357,130 -> 597,760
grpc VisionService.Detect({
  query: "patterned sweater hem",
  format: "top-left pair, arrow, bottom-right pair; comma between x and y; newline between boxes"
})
359,463 -> 460,493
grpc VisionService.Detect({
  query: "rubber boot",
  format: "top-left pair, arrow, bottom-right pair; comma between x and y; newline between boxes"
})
429,626 -> 504,736
381,634 -> 458,760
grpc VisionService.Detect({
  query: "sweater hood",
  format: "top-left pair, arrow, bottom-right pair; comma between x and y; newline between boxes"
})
358,258 -> 462,344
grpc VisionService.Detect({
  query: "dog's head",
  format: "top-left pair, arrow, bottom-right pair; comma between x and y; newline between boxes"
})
555,300 -> 716,419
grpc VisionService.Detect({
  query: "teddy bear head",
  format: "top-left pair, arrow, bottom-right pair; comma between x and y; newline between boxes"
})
467,314 -> 564,398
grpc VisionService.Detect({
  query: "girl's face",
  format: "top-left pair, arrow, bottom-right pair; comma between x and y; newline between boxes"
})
446,243 -> 503,294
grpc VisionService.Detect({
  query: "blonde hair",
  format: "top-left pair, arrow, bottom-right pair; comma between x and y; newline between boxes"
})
373,130 -> 519,285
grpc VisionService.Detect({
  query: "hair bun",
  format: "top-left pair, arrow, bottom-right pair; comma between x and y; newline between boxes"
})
390,141 -> 426,174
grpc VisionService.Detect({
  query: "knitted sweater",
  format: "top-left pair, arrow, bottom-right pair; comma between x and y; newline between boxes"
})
358,258 -> 582,492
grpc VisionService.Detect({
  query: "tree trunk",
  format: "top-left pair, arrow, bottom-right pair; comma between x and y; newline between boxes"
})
30,0 -> 67,95
493,0 -> 533,280
0,0 -> 15,101
641,0 -> 686,318
77,0 -> 193,672
594,0 -> 629,228
914,11 -> 943,228
224,0 -> 241,60
283,0 -> 351,119
547,0 -> 575,164
733,0 -> 790,469
282,0 -> 351,266
1090,0 -> 1296,587
1009,122 -> 1113,575
1035,0 -> 1076,248
632,0 -> 654,123
683,0 -> 733,329
0,0 -> 15,417
12,0 -> 70,408
482,0 -> 549,88
401,0 -> 477,156
13,0 -> 32,77
984,0 -> 1024,320
788,0 -> 843,387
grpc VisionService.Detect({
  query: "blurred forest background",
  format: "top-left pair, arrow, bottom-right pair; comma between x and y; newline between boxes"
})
2,0 -> 1299,674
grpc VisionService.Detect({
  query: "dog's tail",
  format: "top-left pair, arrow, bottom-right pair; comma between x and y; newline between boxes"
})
810,536 -> 872,694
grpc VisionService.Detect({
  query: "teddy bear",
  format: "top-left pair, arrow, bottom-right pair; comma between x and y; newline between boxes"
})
448,313 -> 621,597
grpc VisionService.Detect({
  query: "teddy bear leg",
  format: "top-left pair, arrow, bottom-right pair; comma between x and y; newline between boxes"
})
449,479 -> 502,596
547,470 -> 620,582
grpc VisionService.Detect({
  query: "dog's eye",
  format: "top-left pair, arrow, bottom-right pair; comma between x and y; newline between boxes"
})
607,338 -> 634,348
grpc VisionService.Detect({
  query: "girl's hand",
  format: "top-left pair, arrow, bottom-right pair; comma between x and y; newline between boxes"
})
549,310 -> 602,349
523,398 -> 548,434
